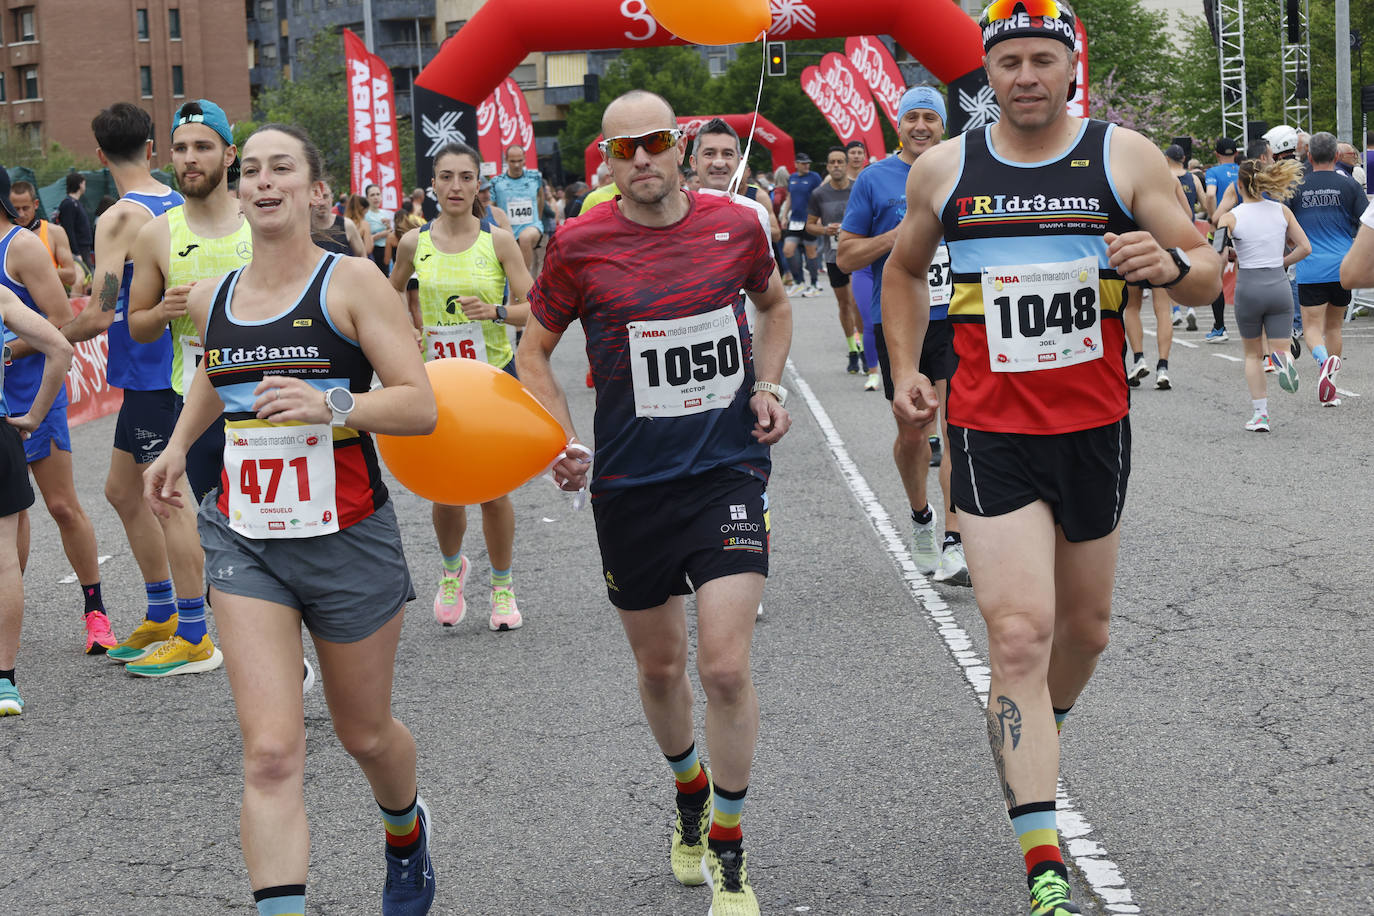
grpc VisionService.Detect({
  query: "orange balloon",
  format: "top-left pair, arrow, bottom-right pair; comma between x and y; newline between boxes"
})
377,358 -> 566,506
646,0 -> 771,46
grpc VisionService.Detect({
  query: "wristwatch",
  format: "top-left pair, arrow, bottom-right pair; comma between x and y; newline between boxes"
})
495,305 -> 508,323
752,381 -> 788,407
324,386 -> 355,427
1161,246 -> 1192,288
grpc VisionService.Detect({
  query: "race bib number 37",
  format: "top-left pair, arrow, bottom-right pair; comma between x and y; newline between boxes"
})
982,257 -> 1102,373
628,304 -> 744,418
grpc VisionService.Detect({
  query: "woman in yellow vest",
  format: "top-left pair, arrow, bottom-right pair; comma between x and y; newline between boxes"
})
390,141 -> 534,633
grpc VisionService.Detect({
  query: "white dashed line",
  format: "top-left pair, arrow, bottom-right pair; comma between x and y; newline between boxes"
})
786,358 -> 1138,914
1211,353 -> 1243,363
1142,328 -> 1198,348
59,555 -> 112,585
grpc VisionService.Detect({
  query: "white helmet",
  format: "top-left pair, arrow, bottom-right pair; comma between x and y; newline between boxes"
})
1262,124 -> 1299,155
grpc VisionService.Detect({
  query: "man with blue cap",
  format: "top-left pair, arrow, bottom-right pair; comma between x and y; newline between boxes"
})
880,2 -> 1222,913
837,84 -> 968,588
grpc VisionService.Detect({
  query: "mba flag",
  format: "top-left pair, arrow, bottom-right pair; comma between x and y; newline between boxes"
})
344,29 -> 402,210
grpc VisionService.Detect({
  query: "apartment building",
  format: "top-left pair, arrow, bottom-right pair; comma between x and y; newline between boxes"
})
2,1 -> 248,164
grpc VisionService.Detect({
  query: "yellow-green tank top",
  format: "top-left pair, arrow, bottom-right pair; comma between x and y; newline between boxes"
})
167,208 -> 253,396
414,223 -> 511,368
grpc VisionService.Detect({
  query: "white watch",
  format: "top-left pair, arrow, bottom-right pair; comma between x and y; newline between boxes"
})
324,386 -> 355,427
752,381 -> 788,407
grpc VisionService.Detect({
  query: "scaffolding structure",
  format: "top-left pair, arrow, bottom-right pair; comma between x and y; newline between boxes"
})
1215,0 -> 1247,144
1280,0 -> 1313,134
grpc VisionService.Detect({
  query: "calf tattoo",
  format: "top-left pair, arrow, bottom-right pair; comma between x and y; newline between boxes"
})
986,695 -> 1024,808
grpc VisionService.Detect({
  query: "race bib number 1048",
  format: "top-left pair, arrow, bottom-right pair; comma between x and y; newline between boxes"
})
981,257 -> 1102,373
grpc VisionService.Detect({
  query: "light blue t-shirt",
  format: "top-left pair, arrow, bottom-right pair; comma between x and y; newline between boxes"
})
1291,170 -> 1367,284
490,170 -> 543,231
840,155 -> 949,322
1205,163 -> 1239,204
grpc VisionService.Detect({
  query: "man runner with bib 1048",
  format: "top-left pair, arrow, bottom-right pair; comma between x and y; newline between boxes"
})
518,90 -> 791,916
879,2 -> 1221,913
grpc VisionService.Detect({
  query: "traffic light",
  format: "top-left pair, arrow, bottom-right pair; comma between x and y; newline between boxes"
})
767,42 -> 786,77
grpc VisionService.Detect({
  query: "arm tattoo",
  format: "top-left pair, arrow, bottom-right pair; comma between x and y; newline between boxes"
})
986,695 -> 1023,809
98,273 -> 120,312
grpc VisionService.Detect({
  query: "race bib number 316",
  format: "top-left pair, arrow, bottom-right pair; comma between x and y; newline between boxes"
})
628,305 -> 744,418
981,257 -> 1102,373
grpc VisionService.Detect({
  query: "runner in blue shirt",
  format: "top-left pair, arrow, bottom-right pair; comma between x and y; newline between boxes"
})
1203,137 -> 1241,342
488,144 -> 544,272
781,154 -> 822,295
1291,131 -> 1368,407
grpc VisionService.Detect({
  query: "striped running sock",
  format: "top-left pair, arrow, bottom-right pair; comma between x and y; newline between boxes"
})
381,795 -> 421,859
1010,801 -> 1067,883
666,744 -> 710,809
174,596 -> 207,644
707,785 -> 747,853
442,552 -> 464,574
253,885 -> 305,916
490,566 -> 512,589
1053,705 -> 1072,734
145,579 -> 175,624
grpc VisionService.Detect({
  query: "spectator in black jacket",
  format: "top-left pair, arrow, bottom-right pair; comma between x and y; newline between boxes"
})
54,172 -> 94,270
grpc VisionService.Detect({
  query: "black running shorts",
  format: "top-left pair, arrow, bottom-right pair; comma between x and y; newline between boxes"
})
1298,281 -> 1352,309
874,318 -> 955,400
948,417 -> 1131,543
113,388 -> 176,465
825,262 -> 851,289
0,421 -> 34,518
592,467 -> 769,611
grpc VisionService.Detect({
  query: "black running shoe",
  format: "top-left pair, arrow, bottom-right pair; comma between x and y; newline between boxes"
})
847,351 -> 860,374
928,436 -> 943,467
1290,328 -> 1302,360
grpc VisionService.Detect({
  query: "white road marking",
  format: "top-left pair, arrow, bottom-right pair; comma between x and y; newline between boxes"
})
1142,328 -> 1198,348
1211,353 -> 1243,363
786,359 -> 1138,915
59,555 -> 112,585
1336,388 -> 1361,398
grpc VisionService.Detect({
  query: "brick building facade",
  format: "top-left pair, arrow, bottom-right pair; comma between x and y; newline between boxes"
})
10,1 -> 249,165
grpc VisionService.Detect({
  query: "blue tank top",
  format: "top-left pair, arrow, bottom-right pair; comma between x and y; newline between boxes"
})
0,312 -> 9,417
0,224 -> 67,415
107,188 -> 183,390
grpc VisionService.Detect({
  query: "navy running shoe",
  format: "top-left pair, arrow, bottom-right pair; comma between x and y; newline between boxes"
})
382,797 -> 436,915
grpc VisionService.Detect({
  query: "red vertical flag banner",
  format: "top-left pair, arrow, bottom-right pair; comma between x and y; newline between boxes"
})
818,53 -> 885,156
476,77 -> 536,178
367,50 -> 403,210
1066,19 -> 1089,118
844,35 -> 906,131
802,64 -> 860,147
344,29 -> 374,197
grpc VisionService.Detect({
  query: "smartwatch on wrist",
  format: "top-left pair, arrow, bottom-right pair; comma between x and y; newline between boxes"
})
324,386 -> 355,427
1161,246 -> 1192,288
752,381 -> 788,407
495,305 -> 508,323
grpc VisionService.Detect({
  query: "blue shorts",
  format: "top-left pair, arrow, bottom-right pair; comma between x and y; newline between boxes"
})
511,223 -> 543,241
112,388 -> 176,464
23,404 -> 72,463
173,396 -> 225,503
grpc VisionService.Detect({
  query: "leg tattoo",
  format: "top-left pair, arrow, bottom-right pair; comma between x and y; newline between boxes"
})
986,695 -> 1023,808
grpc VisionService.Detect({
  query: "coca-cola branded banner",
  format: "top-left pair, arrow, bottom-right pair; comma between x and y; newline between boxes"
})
476,78 -> 536,179
344,29 -> 403,211
1066,19 -> 1089,118
802,54 -> 885,155
844,36 -> 906,131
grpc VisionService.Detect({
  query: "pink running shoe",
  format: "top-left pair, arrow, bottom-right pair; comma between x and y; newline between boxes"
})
489,586 -> 523,631
433,557 -> 468,627
84,611 -> 118,655
1318,354 -> 1341,404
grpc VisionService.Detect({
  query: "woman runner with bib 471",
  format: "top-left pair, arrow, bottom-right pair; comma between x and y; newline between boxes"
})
389,141 -> 534,633
142,124 -> 439,916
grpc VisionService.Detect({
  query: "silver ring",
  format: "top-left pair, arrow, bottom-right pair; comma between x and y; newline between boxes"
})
273,388 -> 280,400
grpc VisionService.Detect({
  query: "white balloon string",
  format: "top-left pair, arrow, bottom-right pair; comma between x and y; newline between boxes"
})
728,29 -> 768,198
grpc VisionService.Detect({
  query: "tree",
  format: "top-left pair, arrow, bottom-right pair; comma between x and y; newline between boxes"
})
1075,0 -> 1179,104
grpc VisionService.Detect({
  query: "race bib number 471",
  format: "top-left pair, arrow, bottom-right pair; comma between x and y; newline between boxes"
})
628,305 -> 744,418
982,257 -> 1102,373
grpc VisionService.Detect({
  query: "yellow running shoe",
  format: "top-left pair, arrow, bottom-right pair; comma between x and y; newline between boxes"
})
670,775 -> 713,885
701,847 -> 759,916
125,635 -> 224,678
106,615 -> 178,663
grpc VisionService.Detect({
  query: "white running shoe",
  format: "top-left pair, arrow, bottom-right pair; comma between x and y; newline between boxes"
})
934,543 -> 972,587
912,514 -> 940,575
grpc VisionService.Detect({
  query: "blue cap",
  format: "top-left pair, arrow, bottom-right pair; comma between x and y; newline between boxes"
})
171,99 -> 233,146
898,86 -> 946,125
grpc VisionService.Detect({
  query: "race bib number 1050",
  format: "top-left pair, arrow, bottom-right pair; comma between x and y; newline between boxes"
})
981,257 -> 1102,373
628,305 -> 744,418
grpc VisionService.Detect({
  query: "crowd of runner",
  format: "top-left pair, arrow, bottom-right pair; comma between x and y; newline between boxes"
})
2,1 -> 1373,914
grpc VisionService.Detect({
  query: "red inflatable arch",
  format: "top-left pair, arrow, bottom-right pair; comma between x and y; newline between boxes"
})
413,0 -> 989,185
581,113 -> 795,184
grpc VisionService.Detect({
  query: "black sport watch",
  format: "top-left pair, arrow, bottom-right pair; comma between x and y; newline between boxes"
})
1161,246 -> 1191,288
495,305 -> 508,324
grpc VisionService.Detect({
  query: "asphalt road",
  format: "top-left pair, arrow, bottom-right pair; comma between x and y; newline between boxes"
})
5,286 -> 1374,915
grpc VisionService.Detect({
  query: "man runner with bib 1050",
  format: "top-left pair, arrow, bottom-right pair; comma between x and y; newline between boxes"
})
518,90 -> 791,916
879,2 -> 1221,913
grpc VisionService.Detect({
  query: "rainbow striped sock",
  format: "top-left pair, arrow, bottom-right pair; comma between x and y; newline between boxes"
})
253,885 -> 305,916
1053,705 -> 1073,734
1010,801 -> 1066,882
380,795 -> 421,859
666,744 -> 710,807
707,785 -> 747,852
